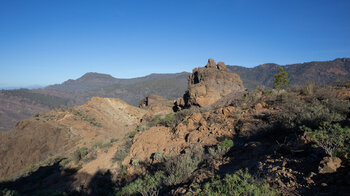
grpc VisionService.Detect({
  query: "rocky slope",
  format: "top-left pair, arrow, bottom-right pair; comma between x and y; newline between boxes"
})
0,97 -> 146,180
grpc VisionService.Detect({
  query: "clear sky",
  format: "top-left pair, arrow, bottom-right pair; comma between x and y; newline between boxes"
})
0,0 -> 349,88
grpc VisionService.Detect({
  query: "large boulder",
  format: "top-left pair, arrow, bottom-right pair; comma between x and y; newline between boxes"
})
318,157 -> 342,174
175,59 -> 244,108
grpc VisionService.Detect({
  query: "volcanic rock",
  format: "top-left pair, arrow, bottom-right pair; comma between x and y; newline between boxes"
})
178,59 -> 244,107
318,156 -> 342,174
205,58 -> 217,68
217,61 -> 227,71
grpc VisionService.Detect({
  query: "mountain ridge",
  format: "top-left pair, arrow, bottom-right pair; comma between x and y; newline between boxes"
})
0,58 -> 349,132
227,57 -> 350,89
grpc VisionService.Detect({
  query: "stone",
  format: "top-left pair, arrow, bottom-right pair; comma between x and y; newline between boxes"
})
217,61 -> 227,71
205,58 -> 216,68
318,157 -> 342,174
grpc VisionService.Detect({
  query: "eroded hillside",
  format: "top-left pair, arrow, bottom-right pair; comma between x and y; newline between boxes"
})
0,97 -> 146,180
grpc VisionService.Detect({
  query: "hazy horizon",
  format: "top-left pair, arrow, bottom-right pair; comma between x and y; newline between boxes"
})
1,0 -> 349,87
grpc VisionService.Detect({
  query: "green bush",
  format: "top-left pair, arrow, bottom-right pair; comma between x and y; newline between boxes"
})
118,171 -> 165,196
132,159 -> 140,167
147,115 -> 162,127
73,147 -> 88,163
219,139 -> 234,151
112,140 -> 132,164
276,88 -> 350,129
207,139 -> 234,163
32,190 -> 67,196
198,169 -> 278,196
165,145 -> 204,186
0,188 -> 20,196
128,130 -> 138,138
59,158 -> 71,168
159,113 -> 175,127
301,122 -> 350,157
92,141 -> 104,149
154,151 -> 164,161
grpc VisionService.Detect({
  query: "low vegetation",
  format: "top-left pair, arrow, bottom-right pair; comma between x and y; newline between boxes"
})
118,171 -> 165,196
112,140 -> 133,164
302,122 -> 350,157
195,169 -> 278,196
165,144 -> 204,186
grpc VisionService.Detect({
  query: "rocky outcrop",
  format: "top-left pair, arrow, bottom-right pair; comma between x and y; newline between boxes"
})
318,157 -> 342,174
205,58 -> 217,68
139,94 -> 174,116
217,61 -> 227,71
175,59 -> 245,109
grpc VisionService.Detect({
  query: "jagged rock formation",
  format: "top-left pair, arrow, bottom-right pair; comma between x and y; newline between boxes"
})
175,59 -> 245,109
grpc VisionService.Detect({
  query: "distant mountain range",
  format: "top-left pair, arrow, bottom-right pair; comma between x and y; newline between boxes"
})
228,58 -> 350,89
0,58 -> 349,132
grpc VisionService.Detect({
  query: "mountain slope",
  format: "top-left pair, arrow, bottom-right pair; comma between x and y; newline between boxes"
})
228,58 -> 350,90
0,97 -> 147,180
84,73 -> 189,106
45,72 -> 190,92
0,72 -> 189,132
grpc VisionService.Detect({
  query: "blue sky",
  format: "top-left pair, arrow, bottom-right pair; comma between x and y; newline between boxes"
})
0,0 -> 349,88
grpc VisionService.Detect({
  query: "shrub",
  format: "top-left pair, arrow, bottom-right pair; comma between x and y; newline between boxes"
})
118,171 -> 165,196
301,122 -> 350,157
165,145 -> 204,186
147,115 -> 161,127
154,151 -> 164,161
159,113 -> 175,127
276,88 -> 350,129
183,120 -> 189,125
83,151 -> 97,162
112,140 -> 132,164
300,83 -> 315,96
132,159 -> 140,167
32,189 -> 67,196
0,188 -> 20,196
59,158 -> 71,168
92,141 -> 104,149
174,109 -> 192,122
208,139 -> 234,163
73,147 -> 88,163
198,169 -> 278,196
219,139 -> 234,151
128,130 -> 138,138
136,125 -> 149,132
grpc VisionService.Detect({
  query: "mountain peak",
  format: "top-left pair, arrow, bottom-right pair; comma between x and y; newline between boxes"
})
78,72 -> 116,80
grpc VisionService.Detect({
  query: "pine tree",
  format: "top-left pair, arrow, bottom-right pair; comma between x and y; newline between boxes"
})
273,67 -> 289,89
